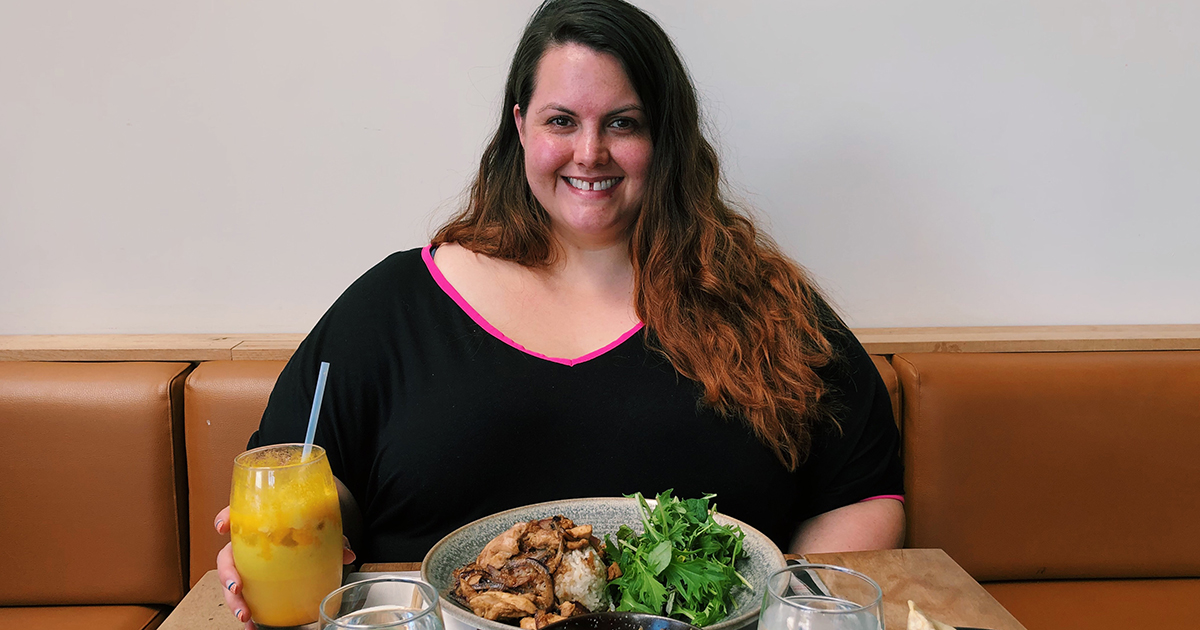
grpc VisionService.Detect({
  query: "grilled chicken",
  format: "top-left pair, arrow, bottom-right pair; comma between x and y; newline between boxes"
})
450,515 -> 608,628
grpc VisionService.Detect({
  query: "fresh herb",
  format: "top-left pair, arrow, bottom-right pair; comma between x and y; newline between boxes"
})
604,490 -> 750,626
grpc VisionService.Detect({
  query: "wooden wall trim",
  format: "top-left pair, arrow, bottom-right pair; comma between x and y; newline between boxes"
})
0,334 -> 246,362
2,326 -> 1198,362
853,324 -> 1200,354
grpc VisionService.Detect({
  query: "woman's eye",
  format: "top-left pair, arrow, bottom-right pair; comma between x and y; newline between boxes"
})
548,116 -> 573,127
609,118 -> 639,131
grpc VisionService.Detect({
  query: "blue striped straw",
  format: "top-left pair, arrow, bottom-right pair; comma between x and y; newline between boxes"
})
301,361 -> 330,460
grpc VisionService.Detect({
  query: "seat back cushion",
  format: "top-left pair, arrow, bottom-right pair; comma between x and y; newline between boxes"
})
0,362 -> 190,606
894,351 -> 1200,581
184,360 -> 286,586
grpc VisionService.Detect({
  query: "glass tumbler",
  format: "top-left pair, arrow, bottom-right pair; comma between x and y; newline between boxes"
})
230,444 -> 344,628
320,576 -> 444,630
760,564 -> 884,630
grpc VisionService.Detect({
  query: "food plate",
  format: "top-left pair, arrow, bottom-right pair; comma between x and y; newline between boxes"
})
421,497 -> 785,630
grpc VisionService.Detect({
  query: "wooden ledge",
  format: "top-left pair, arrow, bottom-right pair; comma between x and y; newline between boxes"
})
2,326 -> 1199,362
0,334 -> 246,362
230,335 -> 307,361
0,333 -> 307,362
853,324 -> 1200,354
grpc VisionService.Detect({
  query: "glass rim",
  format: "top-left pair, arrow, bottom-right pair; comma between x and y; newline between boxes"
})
319,576 -> 441,628
233,443 -> 327,470
764,563 -> 883,614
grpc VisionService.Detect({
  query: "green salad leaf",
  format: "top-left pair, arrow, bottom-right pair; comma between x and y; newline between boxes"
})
604,490 -> 749,626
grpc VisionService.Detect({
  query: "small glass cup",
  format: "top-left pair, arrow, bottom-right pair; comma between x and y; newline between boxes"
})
230,444 -> 344,628
760,564 -> 884,630
320,576 -> 444,630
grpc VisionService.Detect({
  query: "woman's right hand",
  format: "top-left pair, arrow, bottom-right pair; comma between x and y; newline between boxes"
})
215,506 -> 357,628
215,506 -> 255,629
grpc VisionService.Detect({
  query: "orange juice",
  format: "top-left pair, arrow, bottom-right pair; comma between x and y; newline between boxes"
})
230,444 -> 343,627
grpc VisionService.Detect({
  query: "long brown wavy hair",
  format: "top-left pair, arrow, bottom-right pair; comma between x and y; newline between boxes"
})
432,0 -> 840,470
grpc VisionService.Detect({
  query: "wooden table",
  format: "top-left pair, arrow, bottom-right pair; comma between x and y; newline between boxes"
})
161,550 -> 1023,629
803,549 -> 1026,630
159,564 -> 424,629
159,570 -> 244,630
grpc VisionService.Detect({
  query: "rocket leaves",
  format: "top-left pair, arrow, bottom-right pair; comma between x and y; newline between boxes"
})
604,490 -> 749,626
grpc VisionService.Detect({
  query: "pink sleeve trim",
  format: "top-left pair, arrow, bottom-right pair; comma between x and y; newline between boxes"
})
422,244 -> 643,367
859,494 -> 905,504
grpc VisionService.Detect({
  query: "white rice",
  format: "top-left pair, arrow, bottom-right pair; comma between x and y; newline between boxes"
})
554,548 -> 610,612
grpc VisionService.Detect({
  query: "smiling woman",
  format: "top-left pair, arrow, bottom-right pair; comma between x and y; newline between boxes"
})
217,0 -> 904,626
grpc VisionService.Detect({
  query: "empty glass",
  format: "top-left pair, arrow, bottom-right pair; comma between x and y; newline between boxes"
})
760,564 -> 884,630
320,576 -> 443,630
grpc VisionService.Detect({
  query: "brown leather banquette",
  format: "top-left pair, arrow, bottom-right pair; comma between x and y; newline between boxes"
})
4,348 -> 1198,630
895,351 -> 1200,630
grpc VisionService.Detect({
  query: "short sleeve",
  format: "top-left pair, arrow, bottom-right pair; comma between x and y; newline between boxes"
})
247,311 -> 359,492
246,253 -> 409,500
797,319 -> 904,520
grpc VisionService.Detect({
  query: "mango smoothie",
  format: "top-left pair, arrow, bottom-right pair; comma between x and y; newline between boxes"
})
230,444 -> 343,627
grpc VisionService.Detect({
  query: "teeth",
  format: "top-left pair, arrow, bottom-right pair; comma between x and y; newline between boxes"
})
566,177 -> 620,191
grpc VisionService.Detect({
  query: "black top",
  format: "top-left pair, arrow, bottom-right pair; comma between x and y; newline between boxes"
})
249,246 -> 902,562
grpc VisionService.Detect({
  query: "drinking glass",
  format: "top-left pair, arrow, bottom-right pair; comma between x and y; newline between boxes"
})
760,564 -> 884,630
230,444 -> 344,628
320,576 -> 444,630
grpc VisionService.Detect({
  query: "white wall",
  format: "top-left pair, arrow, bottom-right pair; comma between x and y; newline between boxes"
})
2,0 -> 1197,334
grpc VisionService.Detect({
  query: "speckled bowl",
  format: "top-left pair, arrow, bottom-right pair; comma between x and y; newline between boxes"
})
542,612 -> 700,630
421,497 -> 784,630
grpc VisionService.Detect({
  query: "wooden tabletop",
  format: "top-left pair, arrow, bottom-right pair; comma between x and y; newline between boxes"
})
360,561 -> 423,573
159,564 -> 425,630
164,550 -> 1023,629
158,570 -> 243,630
804,549 -> 1026,630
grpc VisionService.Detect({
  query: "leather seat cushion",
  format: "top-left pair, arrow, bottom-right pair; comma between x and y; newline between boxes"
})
0,604 -> 167,630
184,360 -> 287,586
984,578 -> 1200,630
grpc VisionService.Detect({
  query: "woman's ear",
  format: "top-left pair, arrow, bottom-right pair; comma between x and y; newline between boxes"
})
514,104 -> 526,147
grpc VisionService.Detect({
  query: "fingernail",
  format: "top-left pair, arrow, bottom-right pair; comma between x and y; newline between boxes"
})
234,609 -> 244,621
215,519 -> 224,530
228,581 -> 237,593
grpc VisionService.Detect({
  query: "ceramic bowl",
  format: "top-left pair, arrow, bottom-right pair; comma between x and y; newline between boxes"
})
421,497 -> 784,630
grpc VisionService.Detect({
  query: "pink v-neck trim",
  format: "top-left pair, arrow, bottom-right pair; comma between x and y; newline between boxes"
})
422,245 -> 644,367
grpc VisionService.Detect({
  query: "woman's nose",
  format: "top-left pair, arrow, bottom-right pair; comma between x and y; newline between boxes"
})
574,128 -> 609,168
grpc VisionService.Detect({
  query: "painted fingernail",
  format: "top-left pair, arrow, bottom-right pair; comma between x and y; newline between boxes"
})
234,609 -> 244,621
227,581 -> 237,593
215,519 -> 224,530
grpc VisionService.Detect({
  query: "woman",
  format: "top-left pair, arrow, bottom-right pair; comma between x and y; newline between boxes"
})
216,0 -> 903,625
